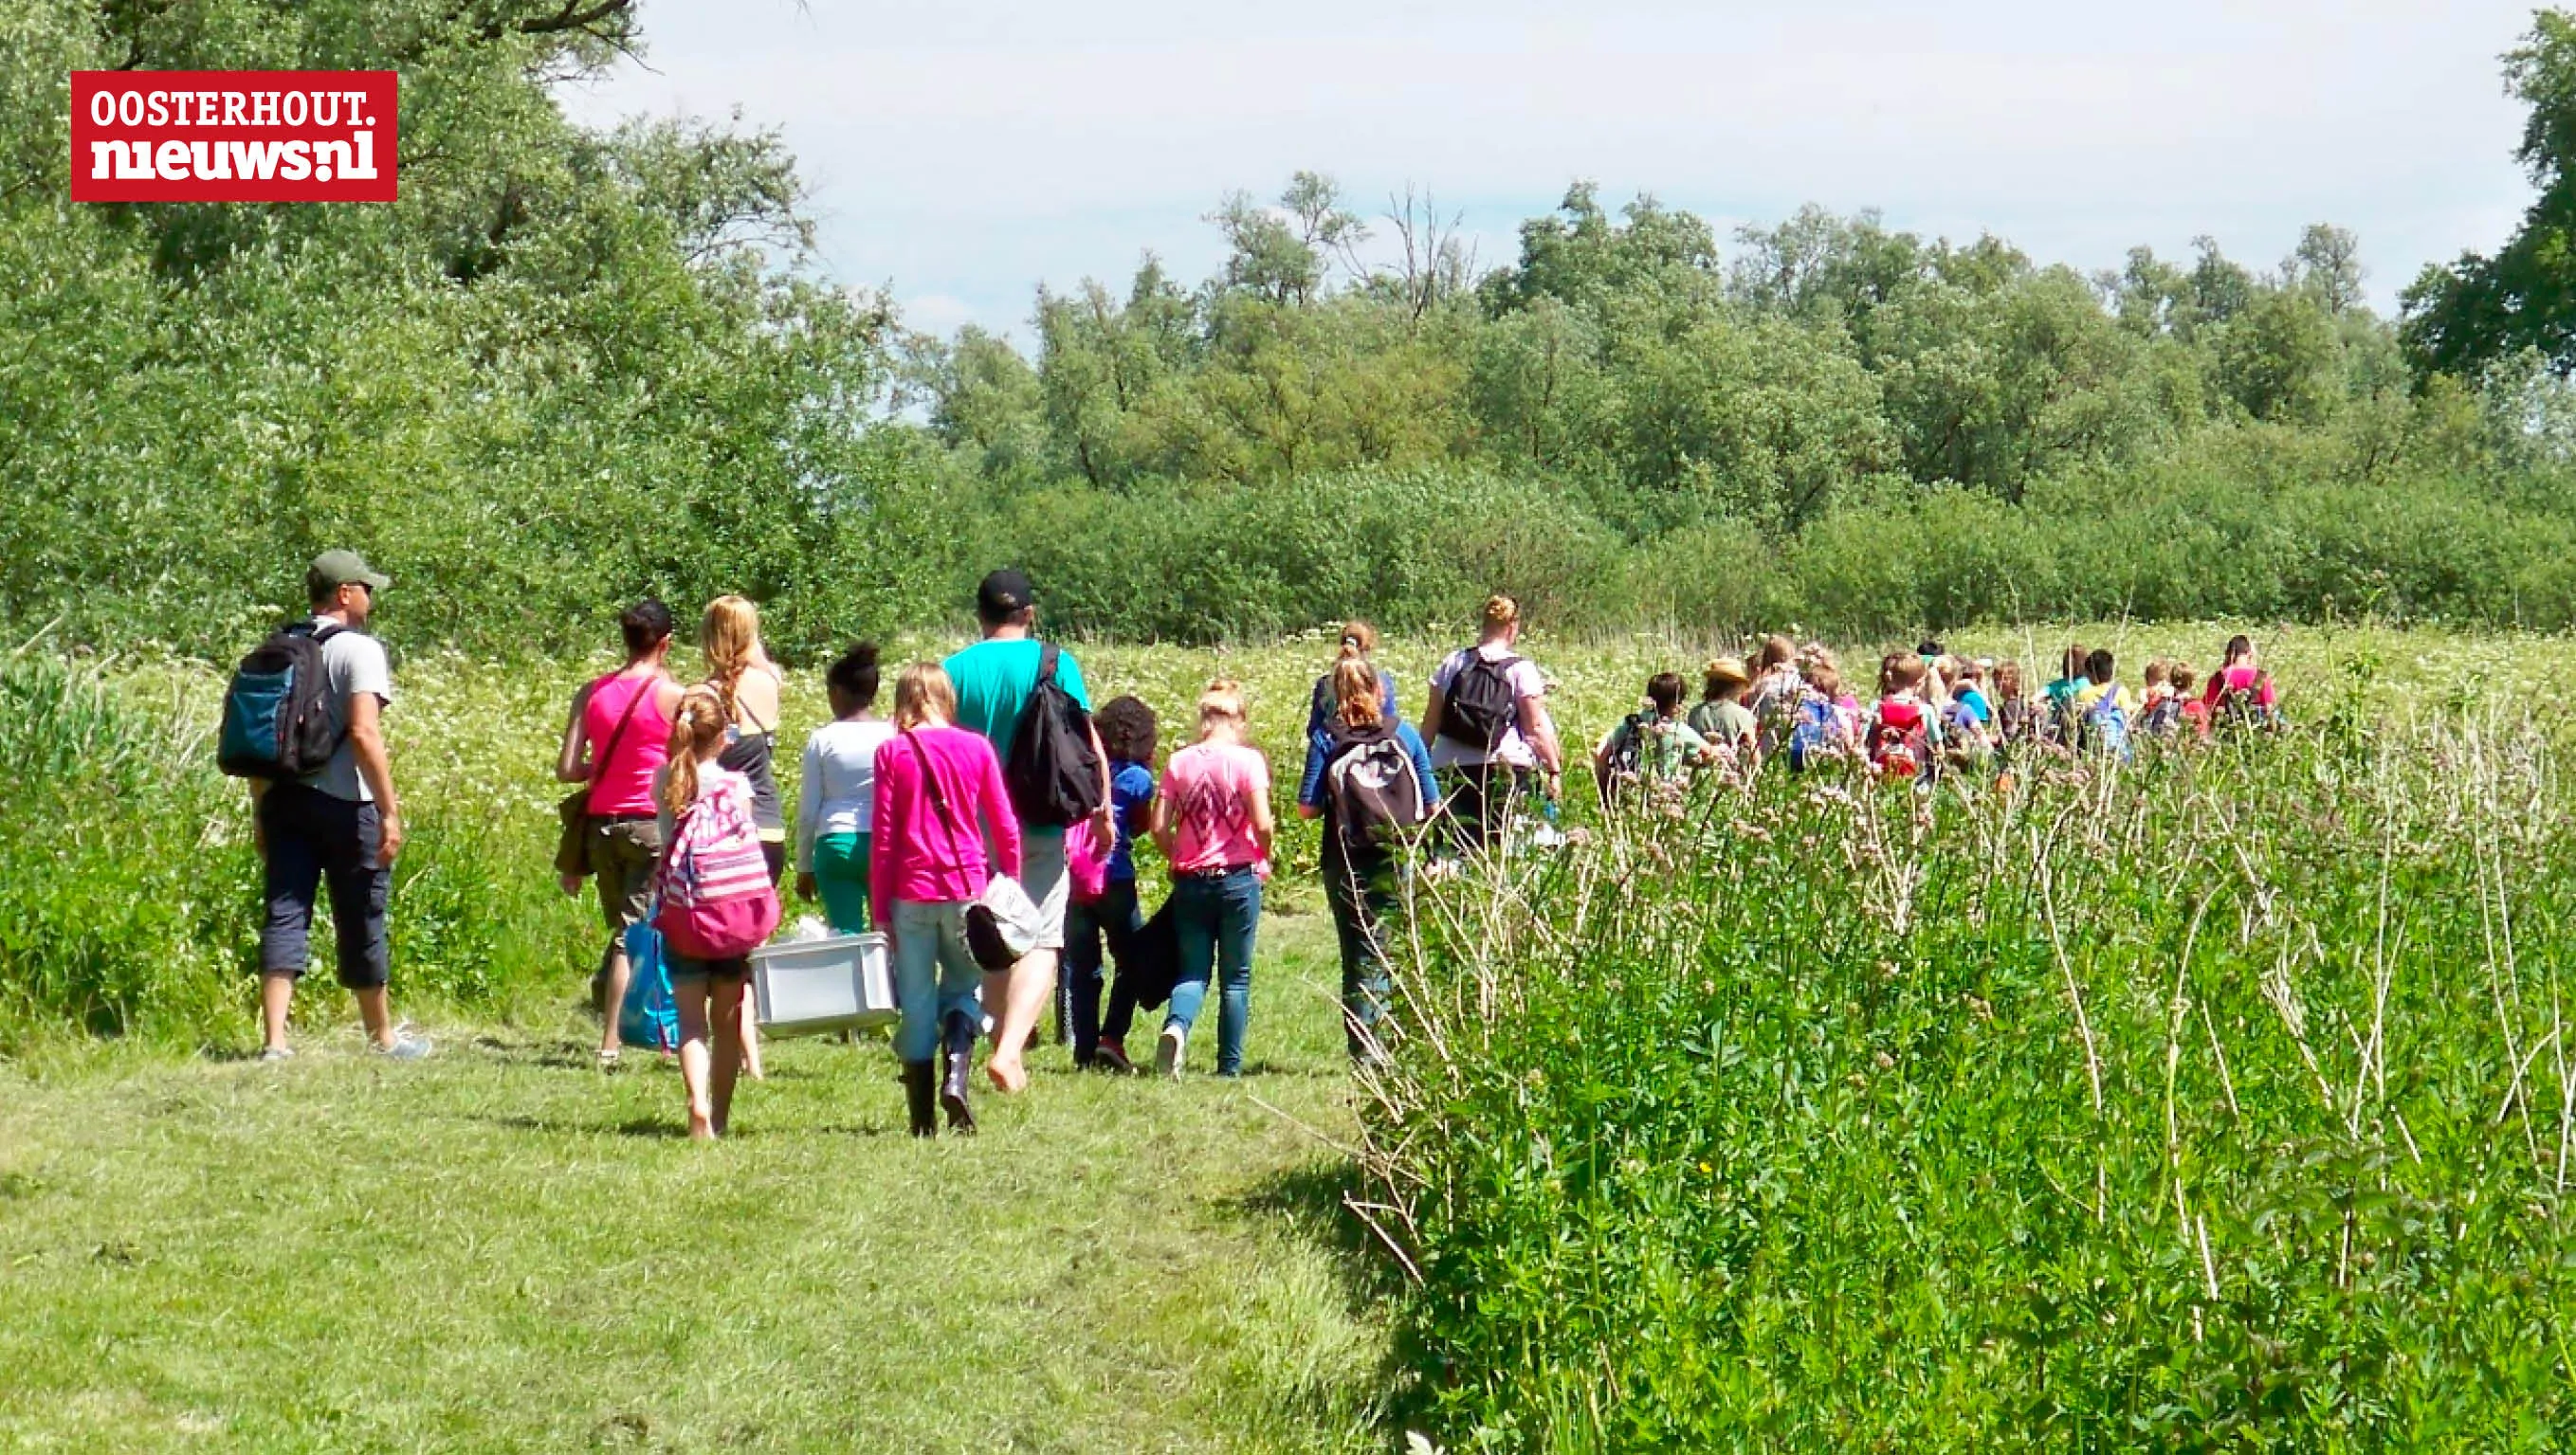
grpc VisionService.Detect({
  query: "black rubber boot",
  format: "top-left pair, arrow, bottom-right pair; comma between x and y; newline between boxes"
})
900,1060 -> 938,1139
940,1012 -> 977,1134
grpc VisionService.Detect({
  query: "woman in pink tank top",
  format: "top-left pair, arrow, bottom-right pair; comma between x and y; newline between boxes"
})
555,601 -> 684,1067
584,672 -> 672,815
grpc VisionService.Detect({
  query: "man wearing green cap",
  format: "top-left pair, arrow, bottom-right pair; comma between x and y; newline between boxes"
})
250,550 -> 430,1062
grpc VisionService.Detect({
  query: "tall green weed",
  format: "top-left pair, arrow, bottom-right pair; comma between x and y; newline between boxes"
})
0,654 -> 585,1051
1363,718 -> 2576,1449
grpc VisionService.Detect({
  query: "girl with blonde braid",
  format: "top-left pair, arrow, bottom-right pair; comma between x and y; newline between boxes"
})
700,596 -> 784,1079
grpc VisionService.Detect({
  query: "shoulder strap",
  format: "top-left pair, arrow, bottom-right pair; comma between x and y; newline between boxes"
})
731,670 -> 776,736
904,731 -> 960,836
902,730 -> 977,891
588,675 -> 658,791
652,792 -> 702,888
1035,643 -> 1059,691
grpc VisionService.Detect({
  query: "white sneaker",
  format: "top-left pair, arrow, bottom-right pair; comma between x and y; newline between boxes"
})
372,1030 -> 434,1062
1155,1025 -> 1186,1079
257,1045 -> 295,1064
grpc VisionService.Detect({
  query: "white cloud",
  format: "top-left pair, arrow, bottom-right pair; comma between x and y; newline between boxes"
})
559,0 -> 2541,337
896,291 -> 982,337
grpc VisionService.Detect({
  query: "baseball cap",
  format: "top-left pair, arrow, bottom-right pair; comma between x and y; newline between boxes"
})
977,569 -> 1035,620
307,550 -> 391,597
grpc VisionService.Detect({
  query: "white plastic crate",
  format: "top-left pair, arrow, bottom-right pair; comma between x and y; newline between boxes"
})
749,932 -> 898,1036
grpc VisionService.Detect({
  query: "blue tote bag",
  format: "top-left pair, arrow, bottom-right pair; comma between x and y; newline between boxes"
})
618,921 -> 681,1052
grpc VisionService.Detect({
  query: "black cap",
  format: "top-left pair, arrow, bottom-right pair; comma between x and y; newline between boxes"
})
977,569 -> 1035,620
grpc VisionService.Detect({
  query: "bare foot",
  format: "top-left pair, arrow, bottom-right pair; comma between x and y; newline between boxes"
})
986,1055 -> 1029,1094
687,1103 -> 716,1140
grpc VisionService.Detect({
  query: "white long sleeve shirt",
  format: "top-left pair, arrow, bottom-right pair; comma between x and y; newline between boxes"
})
795,718 -> 897,870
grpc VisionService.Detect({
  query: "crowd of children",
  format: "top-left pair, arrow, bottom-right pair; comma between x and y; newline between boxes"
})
254,546 -> 2294,1142
1595,632 -> 2283,796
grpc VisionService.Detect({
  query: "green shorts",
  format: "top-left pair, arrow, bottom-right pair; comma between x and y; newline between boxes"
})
589,816 -> 662,935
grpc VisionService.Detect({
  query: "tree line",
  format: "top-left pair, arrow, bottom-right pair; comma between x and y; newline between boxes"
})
11,0 -> 2576,659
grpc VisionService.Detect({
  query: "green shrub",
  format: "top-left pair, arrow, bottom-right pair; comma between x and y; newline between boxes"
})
0,655 -> 585,1050
991,467 -> 1631,644
1364,718 -> 2576,1449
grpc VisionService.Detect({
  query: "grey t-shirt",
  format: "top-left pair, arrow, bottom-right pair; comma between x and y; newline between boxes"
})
301,621 -> 393,802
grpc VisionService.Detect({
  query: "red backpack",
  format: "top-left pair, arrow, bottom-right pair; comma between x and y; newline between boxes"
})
1869,699 -> 1930,781
652,771 -> 781,960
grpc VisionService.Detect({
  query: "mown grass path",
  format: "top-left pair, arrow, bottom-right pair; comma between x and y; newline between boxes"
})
0,916 -> 1390,1452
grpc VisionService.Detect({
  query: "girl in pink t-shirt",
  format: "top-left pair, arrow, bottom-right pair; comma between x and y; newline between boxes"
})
2201,634 -> 2280,729
1149,681 -> 1274,1078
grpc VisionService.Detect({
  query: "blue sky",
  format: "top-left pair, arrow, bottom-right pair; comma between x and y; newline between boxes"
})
561,0 -> 2544,342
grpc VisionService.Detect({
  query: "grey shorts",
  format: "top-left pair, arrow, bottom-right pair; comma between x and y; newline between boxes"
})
589,816 -> 662,935
1020,828 -> 1070,952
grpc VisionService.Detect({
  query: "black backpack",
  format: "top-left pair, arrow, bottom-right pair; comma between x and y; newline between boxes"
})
1323,724 -> 1428,853
1602,715 -> 1648,780
1005,644 -> 1106,828
1436,650 -> 1524,752
217,621 -> 344,781
2218,674 -> 2277,733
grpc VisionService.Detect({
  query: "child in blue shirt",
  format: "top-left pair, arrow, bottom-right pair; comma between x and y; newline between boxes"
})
1078,696 -> 1159,1071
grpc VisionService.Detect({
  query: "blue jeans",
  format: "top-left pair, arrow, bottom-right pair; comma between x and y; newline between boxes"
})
1065,878 -> 1142,1060
1164,867 -> 1261,1076
890,900 -> 983,1063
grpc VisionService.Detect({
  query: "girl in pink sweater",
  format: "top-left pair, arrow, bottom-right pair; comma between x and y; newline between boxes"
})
871,662 -> 1022,1137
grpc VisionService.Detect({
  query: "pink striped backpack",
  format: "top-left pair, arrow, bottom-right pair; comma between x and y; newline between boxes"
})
652,769 -> 781,960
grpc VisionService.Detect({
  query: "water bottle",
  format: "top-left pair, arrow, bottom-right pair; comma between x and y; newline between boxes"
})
1530,790 -> 1566,849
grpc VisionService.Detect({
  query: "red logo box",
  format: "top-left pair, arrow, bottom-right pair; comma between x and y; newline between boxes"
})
71,71 -> 397,203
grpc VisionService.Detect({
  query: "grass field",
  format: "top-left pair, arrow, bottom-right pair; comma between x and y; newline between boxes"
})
0,913 -> 1391,1452
6,619 -> 2574,1451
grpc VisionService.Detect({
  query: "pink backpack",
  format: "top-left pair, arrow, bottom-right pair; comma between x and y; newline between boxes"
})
652,770 -> 780,960
1065,815 -> 1109,906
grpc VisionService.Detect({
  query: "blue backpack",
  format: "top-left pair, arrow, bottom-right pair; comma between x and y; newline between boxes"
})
2084,691 -> 2133,762
1787,695 -> 1842,773
618,922 -> 681,1051
216,621 -> 343,780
